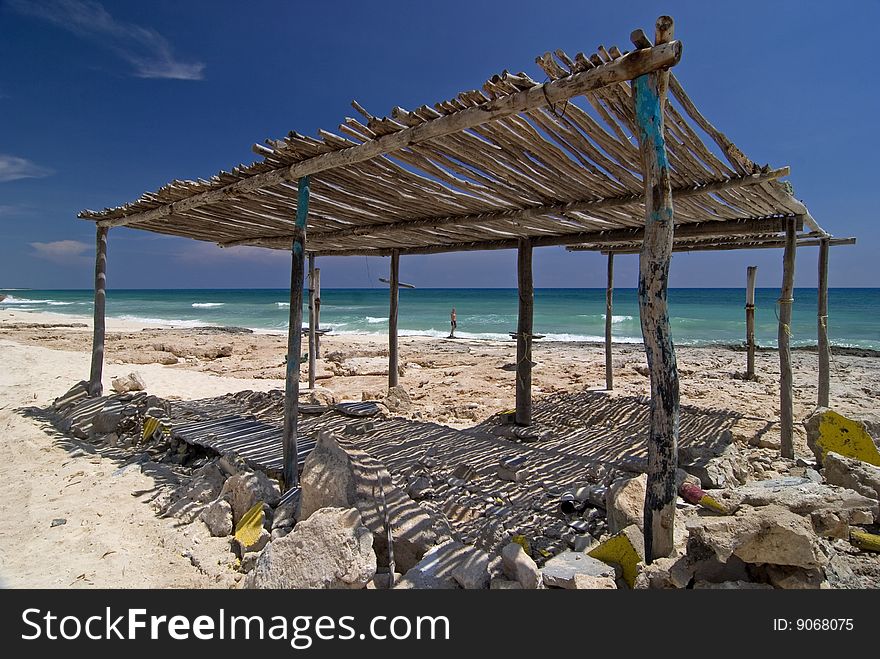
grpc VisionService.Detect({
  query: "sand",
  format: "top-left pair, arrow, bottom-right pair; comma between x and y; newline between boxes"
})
1,306 -> 878,587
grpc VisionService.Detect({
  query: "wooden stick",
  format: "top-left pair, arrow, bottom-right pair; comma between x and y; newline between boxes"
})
633,16 -> 679,561
746,265 -> 757,380
778,217 -> 797,459
515,238 -> 534,426
282,176 -> 309,490
388,249 -> 400,389
817,238 -> 830,407
605,253 -> 614,390
88,226 -> 109,397
308,253 -> 317,390
314,266 -> 322,359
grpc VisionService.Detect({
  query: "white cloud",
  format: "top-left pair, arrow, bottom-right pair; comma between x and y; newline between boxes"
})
0,154 -> 53,182
30,240 -> 91,264
10,0 -> 205,80
174,242 -> 290,265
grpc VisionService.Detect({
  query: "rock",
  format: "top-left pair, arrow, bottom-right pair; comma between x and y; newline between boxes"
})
542,551 -> 615,589
383,386 -> 412,413
407,476 -> 434,500
50,518 -> 66,528
497,465 -> 526,483
239,551 -> 260,574
450,546 -> 491,589
236,526 -> 270,555
634,556 -> 692,589
573,535 -> 598,553
823,452 -> 880,502
693,581 -> 773,590
394,542 -> 468,589
587,525 -> 646,589
111,372 -> 146,394
679,442 -> 748,489
300,431 -> 451,571
92,407 -> 123,434
762,565 -> 828,589
199,498 -> 233,537
452,463 -> 477,481
804,407 -> 880,467
712,478 -> 878,539
249,507 -> 375,589
687,504 -> 827,569
605,474 -> 646,533
572,574 -> 617,589
490,578 -> 523,590
307,387 -> 337,406
160,462 -> 227,522
500,542 -> 541,589
219,469 -> 281,526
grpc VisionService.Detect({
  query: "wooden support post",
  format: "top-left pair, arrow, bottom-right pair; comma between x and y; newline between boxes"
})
745,266 -> 757,380
515,238 -> 534,426
817,238 -> 830,407
631,16 -> 679,561
308,253 -> 317,390
88,225 -> 109,397
314,267 -> 322,359
605,253 -> 614,390
778,217 -> 797,459
388,249 -> 400,389
282,176 -> 309,491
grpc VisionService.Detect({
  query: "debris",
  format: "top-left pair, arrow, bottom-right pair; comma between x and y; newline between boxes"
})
452,464 -> 477,481
219,469 -> 281,526
588,524 -> 645,589
850,529 -> 880,553
199,498 -> 233,537
678,481 -> 728,514
678,441 -> 748,489
605,473 -> 647,533
406,476 -> 434,500
111,372 -> 146,394
335,401 -> 380,417
501,542 -> 541,589
804,408 -> 880,467
234,503 -> 270,554
50,518 -> 67,528
542,551 -> 615,589
344,421 -> 374,435
383,386 -> 412,413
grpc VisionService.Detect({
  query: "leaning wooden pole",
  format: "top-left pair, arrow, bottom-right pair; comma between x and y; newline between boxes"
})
314,267 -> 322,359
605,253 -> 615,390
88,225 -> 109,397
817,238 -> 830,407
631,16 -> 679,561
307,253 -> 317,390
388,249 -> 400,389
778,217 -> 797,459
515,238 -> 534,426
282,176 -> 310,491
745,265 -> 757,380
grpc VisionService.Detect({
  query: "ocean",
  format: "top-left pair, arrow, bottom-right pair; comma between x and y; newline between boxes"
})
1,288 -> 878,350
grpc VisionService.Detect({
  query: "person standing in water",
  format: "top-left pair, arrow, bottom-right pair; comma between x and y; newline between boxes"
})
449,307 -> 457,338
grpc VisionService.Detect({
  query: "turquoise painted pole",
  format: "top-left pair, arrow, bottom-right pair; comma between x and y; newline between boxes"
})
282,175 -> 310,490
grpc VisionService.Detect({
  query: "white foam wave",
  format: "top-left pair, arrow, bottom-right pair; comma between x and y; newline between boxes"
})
276,302 -> 290,308
47,301 -> 75,306
191,302 -> 225,308
115,315 -> 209,328
1,296 -> 53,305
365,316 -> 388,324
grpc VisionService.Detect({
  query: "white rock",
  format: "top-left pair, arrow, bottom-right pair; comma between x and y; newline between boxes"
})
500,542 -> 541,589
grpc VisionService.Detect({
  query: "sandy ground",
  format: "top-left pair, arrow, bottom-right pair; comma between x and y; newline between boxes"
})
1,307 -> 878,587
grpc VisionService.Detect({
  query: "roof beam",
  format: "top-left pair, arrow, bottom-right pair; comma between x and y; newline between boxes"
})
85,41 -> 683,230
599,236 -> 855,255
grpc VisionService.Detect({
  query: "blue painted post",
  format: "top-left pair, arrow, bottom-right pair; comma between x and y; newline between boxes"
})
282,175 -> 310,490
631,16 -> 679,561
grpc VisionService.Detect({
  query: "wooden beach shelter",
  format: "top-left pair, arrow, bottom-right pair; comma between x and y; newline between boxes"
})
77,17 -> 851,559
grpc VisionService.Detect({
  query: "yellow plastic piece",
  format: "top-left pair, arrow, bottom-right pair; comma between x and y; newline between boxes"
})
814,410 -> 880,466
850,530 -> 880,553
511,534 -> 531,556
699,494 -> 728,514
142,416 -> 160,441
589,527 -> 644,589
234,502 -> 265,550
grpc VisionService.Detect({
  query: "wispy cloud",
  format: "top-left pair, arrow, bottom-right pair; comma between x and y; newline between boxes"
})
9,0 -> 205,80
175,242 -> 289,265
30,239 -> 91,264
0,154 -> 53,182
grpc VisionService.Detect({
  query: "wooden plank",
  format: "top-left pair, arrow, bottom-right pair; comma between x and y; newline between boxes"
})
388,249 -> 400,388
778,217 -> 797,459
308,253 -> 317,390
605,253 -> 614,390
283,176 -> 309,490
88,226 -> 109,397
746,265 -> 757,380
95,42 -> 683,230
515,238 -> 534,426
817,238 -> 830,407
314,266 -> 322,358
631,16 -> 679,561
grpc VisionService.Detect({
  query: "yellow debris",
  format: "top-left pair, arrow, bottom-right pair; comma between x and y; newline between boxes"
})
589,525 -> 645,589
813,410 -> 880,466
511,534 -> 531,556
850,529 -> 880,553
142,416 -> 160,441
698,494 -> 728,514
234,502 -> 265,550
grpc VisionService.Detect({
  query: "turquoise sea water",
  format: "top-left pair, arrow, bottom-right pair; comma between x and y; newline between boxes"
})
1,288 -> 878,350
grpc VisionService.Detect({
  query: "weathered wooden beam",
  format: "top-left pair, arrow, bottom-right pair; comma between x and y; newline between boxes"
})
314,266 -> 322,359
88,226 -> 109,397
601,233 -> 849,256
92,42 -> 682,230
817,238 -> 830,407
633,16 -> 679,561
282,176 -> 310,490
308,253 -> 317,390
388,249 -> 400,389
515,238 -> 534,426
605,253 -> 614,391
745,265 -> 757,380
778,216 -> 797,459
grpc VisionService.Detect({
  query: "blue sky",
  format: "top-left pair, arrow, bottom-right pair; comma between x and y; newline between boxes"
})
1,0 -> 877,289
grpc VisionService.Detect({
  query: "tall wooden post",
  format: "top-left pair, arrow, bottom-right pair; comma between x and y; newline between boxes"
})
745,266 -> 757,380
282,176 -> 309,490
631,16 -> 679,561
388,249 -> 400,389
817,238 -> 830,407
314,267 -> 322,359
778,217 -> 797,459
307,253 -> 317,390
605,253 -> 615,390
515,238 -> 534,426
88,225 -> 109,397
